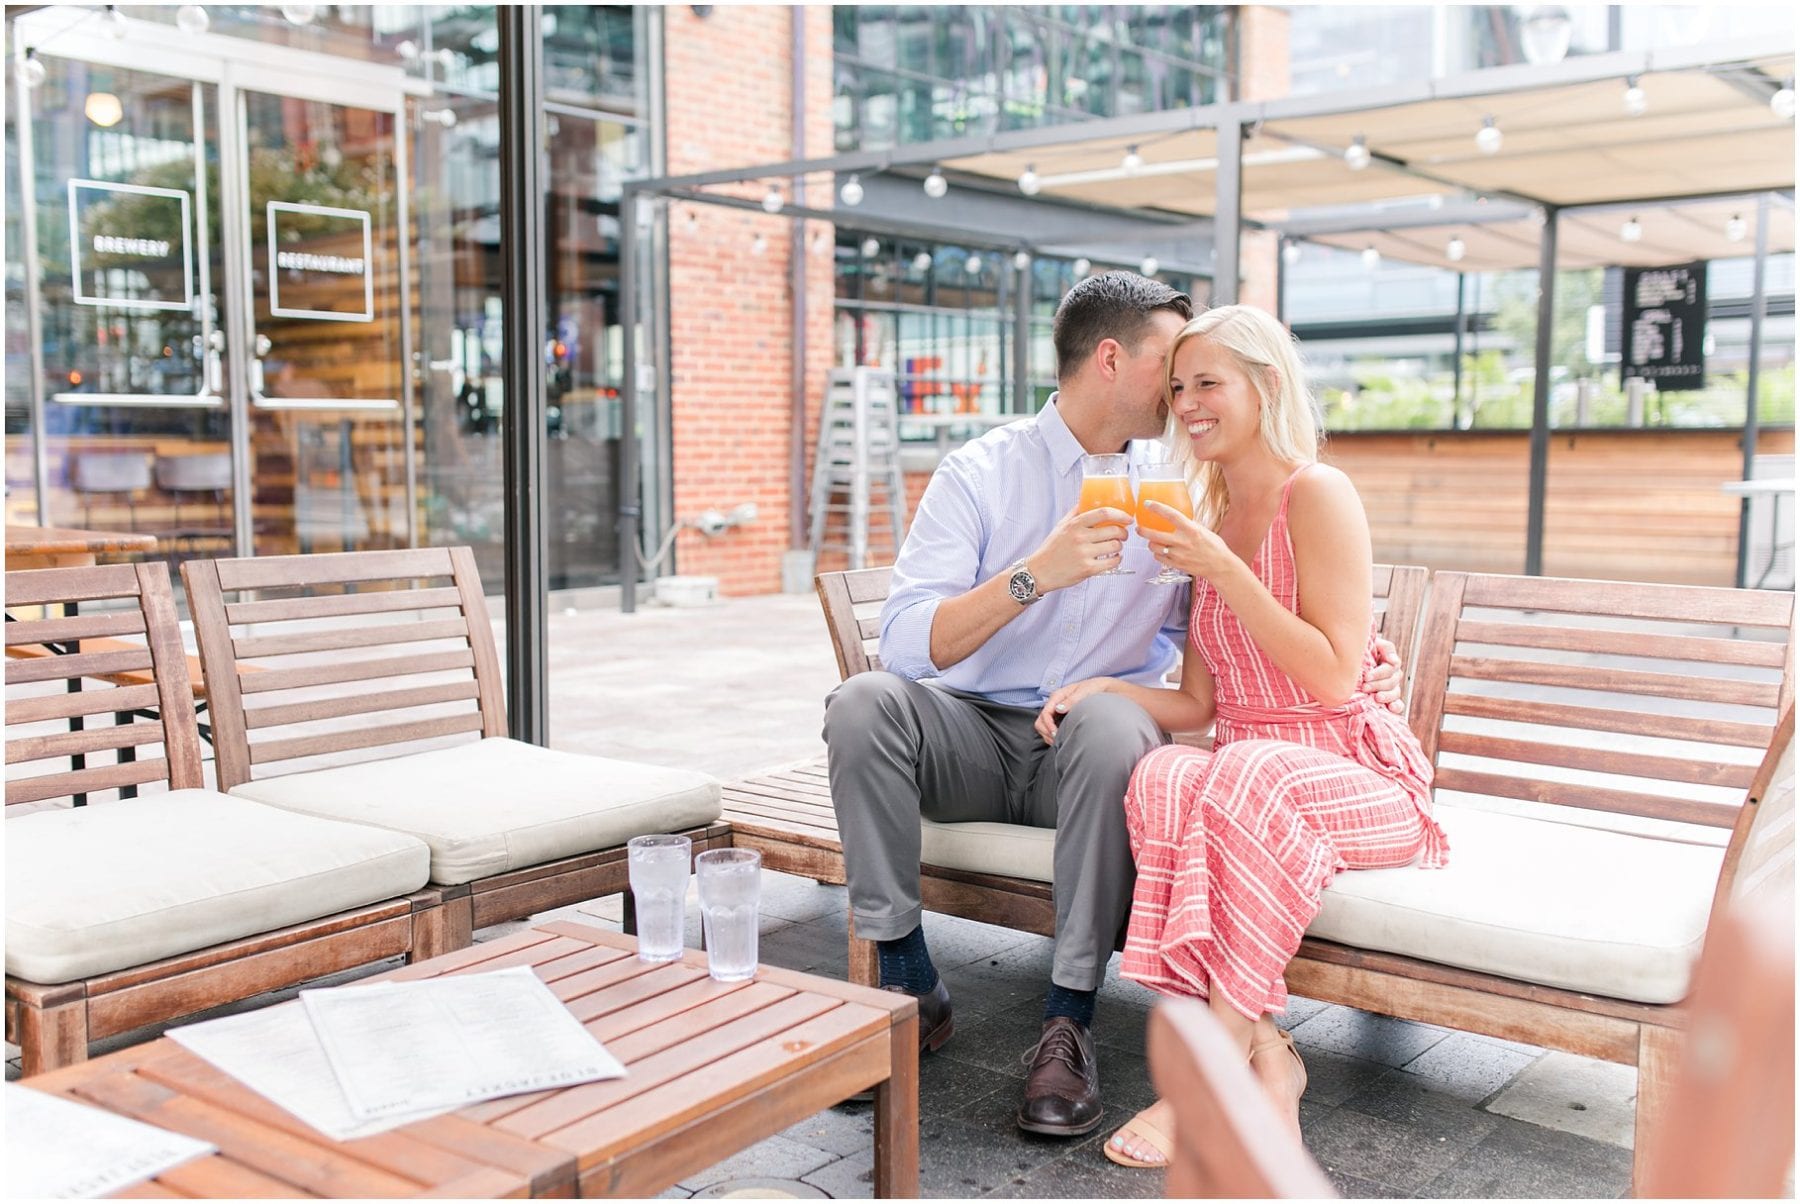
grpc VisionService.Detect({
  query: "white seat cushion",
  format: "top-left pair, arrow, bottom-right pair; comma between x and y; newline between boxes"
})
921,819 -> 1055,882
231,738 -> 723,886
6,790 -> 430,984
1309,804 -> 1725,1005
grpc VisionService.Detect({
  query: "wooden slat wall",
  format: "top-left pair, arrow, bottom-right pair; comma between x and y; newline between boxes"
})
1327,428 -> 1795,586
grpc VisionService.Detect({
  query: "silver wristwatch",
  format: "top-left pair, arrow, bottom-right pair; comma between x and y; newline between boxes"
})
1006,559 -> 1041,606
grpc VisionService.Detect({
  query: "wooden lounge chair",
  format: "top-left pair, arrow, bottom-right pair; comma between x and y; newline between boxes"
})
5,562 -> 439,1075
182,547 -> 728,952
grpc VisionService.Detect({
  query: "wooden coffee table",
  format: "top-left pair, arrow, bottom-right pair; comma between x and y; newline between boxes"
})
17,920 -> 921,1198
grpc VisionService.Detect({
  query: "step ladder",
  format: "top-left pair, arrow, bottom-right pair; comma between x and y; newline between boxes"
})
807,367 -> 907,570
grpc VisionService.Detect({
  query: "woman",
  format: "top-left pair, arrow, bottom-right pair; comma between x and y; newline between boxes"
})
1029,305 -> 1447,1168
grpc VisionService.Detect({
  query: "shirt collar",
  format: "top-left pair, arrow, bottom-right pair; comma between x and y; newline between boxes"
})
1035,393 -> 1089,476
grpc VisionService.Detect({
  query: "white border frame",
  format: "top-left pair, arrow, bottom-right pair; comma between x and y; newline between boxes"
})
68,179 -> 194,312
266,200 -> 375,322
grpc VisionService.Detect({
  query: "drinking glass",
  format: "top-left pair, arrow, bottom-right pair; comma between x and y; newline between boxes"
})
627,834 -> 692,963
696,848 -> 763,982
1136,461 -> 1196,585
1078,452 -> 1136,575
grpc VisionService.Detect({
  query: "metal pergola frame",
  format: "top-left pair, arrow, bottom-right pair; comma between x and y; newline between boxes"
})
617,32 -> 1792,606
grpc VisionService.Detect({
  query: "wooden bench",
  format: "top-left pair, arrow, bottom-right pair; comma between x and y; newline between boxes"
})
721,563 -> 1428,985
182,547 -> 728,957
5,562 -> 447,1075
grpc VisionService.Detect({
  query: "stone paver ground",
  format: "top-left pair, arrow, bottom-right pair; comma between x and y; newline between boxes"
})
6,592 -> 1638,1197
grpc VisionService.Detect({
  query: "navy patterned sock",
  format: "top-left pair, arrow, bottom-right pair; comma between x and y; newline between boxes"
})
1043,982 -> 1097,1029
876,926 -> 939,995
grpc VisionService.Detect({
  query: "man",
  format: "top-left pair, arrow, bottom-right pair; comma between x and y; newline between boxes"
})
823,273 -> 1399,1138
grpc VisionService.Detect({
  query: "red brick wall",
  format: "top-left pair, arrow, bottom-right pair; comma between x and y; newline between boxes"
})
664,6 -> 835,595
1236,6 -> 1290,315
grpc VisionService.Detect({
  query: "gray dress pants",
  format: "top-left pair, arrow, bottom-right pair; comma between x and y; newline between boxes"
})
822,672 -> 1165,991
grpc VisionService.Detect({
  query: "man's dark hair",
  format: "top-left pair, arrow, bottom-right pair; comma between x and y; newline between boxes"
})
1052,271 -> 1193,382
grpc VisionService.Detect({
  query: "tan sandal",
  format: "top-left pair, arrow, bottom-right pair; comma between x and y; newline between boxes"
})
1103,1101 -> 1175,1168
1249,1027 -> 1308,1129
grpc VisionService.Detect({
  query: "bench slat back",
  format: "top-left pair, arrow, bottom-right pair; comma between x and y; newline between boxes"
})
5,563 -> 204,807
183,546 -> 506,789
1410,573 -> 1794,831
815,563 -> 1432,686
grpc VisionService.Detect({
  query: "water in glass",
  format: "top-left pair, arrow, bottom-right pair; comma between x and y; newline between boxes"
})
627,834 -> 692,962
696,848 -> 762,982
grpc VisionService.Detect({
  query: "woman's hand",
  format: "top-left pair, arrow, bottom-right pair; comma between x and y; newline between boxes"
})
1034,677 -> 1118,744
1138,501 -> 1236,582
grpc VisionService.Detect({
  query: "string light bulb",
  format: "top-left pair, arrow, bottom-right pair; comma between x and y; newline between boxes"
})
1121,145 -> 1143,174
1361,245 -> 1381,269
838,173 -> 864,207
1725,214 -> 1747,243
860,236 -> 881,258
1343,135 -> 1371,171
965,253 -> 983,275
1139,255 -> 1158,276
1282,240 -> 1302,266
281,4 -> 318,24
1072,257 -> 1091,277
1012,250 -> 1031,271
1446,235 -> 1467,262
100,6 -> 128,38
1772,81 -> 1796,120
1017,165 -> 1040,196
760,185 -> 783,214
922,168 -> 947,199
1622,77 -> 1647,117
1475,116 -> 1503,155
911,250 -> 932,273
20,48 -> 46,89
1620,215 -> 1642,243
175,4 -> 210,35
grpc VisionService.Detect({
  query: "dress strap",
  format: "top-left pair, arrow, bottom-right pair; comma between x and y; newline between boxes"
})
1277,463 -> 1315,515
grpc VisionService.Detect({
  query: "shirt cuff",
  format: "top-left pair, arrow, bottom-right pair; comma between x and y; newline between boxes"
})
880,596 -> 945,679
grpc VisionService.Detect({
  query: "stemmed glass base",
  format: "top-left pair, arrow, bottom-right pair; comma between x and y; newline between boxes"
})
1148,567 -> 1187,585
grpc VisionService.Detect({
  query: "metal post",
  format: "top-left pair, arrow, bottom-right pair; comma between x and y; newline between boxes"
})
14,56 -> 50,525
1274,239 -> 1287,324
1213,116 -> 1242,306
1735,191 -> 1770,588
1524,206 -> 1558,577
1013,253 -> 1031,413
1452,271 -> 1466,425
619,187 -> 640,613
498,5 -> 549,742
788,5 -> 808,552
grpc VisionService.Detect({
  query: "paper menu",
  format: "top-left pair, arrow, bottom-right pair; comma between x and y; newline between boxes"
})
4,1081 -> 215,1198
301,964 -> 626,1120
168,1001 -> 452,1142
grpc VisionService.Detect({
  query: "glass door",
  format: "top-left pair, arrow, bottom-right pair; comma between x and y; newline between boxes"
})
237,87 -> 412,555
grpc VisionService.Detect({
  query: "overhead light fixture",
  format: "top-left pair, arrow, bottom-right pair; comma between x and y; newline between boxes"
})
1017,165 -> 1040,196
838,173 -> 864,207
750,233 -> 768,256
1725,213 -> 1747,243
1519,5 -> 1572,66
20,48 -> 46,89
1475,116 -> 1503,155
965,253 -> 983,275
1446,235 -> 1467,262
1620,215 -> 1642,243
1773,80 -> 1796,120
683,206 -> 699,234
1139,255 -> 1158,276
1622,76 -> 1647,117
1282,240 -> 1302,266
1530,206 -> 1549,227
1343,135 -> 1371,171
1361,245 -> 1381,269
1072,257 -> 1091,277
911,250 -> 933,273
84,91 -> 124,127
175,4 -> 210,35
860,236 -> 881,258
1012,249 -> 1032,271
760,185 -> 783,214
809,228 -> 828,255
100,5 -> 128,39
280,3 -> 318,24
1121,145 -> 1143,175
923,168 -> 947,199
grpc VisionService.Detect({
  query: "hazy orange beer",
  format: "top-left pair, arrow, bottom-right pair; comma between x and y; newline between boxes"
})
1135,478 -> 1194,532
1079,452 -> 1135,575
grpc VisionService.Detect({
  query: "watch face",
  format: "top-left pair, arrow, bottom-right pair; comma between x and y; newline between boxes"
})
1009,570 -> 1034,603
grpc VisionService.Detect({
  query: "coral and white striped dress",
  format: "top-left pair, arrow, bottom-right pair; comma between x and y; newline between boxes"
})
1121,465 -> 1447,1019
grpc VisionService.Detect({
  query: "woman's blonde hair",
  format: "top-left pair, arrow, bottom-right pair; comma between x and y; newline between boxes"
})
1160,305 -> 1322,527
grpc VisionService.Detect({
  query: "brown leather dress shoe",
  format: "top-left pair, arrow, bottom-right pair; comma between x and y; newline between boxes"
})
1016,1016 -> 1103,1136
883,978 -> 955,1055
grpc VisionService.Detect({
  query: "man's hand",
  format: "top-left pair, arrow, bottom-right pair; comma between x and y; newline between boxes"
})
1028,506 -> 1132,593
1362,636 -> 1405,713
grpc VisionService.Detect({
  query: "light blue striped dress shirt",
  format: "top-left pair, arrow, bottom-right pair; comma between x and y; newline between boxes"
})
879,396 -> 1190,709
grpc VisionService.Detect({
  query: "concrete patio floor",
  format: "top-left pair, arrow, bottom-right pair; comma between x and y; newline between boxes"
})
6,591 -> 1640,1198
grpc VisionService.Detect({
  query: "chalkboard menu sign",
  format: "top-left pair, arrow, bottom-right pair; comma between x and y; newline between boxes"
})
1621,262 -> 1706,390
